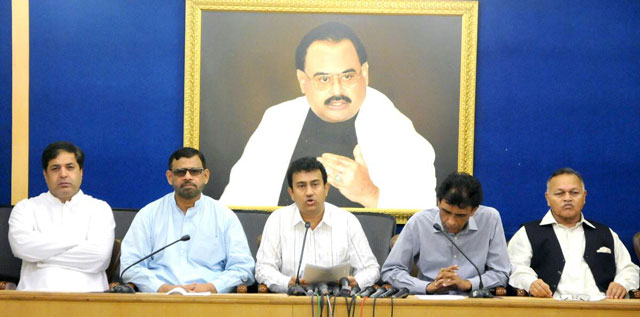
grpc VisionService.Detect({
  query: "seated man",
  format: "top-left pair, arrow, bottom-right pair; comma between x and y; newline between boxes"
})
8,141 -> 115,291
255,157 -> 379,293
381,172 -> 510,295
508,168 -> 639,299
120,147 -> 254,293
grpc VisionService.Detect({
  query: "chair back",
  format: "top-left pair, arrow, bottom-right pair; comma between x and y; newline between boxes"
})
0,206 -> 22,284
353,212 -> 396,268
234,210 -> 271,259
105,239 -> 122,283
112,209 -> 137,240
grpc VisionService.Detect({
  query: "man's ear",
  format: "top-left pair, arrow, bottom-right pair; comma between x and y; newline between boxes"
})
287,186 -> 294,199
361,62 -> 369,86
469,206 -> 479,217
296,69 -> 307,94
166,170 -> 173,185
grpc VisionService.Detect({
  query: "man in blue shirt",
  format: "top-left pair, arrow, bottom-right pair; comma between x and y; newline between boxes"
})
381,172 -> 510,295
121,147 -> 255,293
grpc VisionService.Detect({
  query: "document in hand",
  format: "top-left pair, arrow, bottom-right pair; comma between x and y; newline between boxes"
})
302,262 -> 351,284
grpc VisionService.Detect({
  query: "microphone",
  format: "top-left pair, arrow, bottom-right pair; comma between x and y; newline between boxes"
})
378,287 -> 399,298
317,282 -> 329,295
357,286 -> 376,297
433,223 -> 493,298
369,285 -> 390,298
391,288 -> 410,298
351,286 -> 361,296
110,235 -> 191,293
287,222 -> 311,296
338,277 -> 351,296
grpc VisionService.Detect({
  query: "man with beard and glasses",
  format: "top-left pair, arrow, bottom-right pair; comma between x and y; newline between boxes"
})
508,168 -> 638,299
120,147 -> 254,293
220,22 -> 436,210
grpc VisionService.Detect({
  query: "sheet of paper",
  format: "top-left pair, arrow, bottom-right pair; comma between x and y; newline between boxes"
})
415,294 -> 466,300
165,287 -> 211,296
301,262 -> 351,284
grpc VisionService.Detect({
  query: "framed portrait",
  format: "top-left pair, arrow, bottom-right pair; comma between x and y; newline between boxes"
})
184,0 -> 478,223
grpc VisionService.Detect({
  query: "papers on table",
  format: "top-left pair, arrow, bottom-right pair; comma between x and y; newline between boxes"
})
165,287 -> 211,296
415,295 -> 466,300
301,262 -> 351,284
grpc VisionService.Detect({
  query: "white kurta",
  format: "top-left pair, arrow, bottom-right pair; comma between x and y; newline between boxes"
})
220,87 -> 437,209
255,202 -> 380,293
8,190 -> 115,292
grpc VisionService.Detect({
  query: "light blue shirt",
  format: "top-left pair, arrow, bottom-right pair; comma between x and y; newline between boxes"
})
121,193 -> 255,293
381,206 -> 510,295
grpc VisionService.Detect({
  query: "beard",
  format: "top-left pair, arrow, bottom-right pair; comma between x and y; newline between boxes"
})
175,182 -> 203,200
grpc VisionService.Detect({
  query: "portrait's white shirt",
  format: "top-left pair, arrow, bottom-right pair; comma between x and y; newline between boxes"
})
220,87 -> 437,209
508,211 -> 639,298
8,190 -> 115,292
255,202 -> 380,293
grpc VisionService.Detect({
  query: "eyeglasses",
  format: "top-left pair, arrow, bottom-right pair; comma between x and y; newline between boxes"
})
304,70 -> 361,91
559,294 -> 590,301
171,168 -> 205,177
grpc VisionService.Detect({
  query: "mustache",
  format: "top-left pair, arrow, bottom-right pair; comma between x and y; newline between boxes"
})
324,95 -> 351,105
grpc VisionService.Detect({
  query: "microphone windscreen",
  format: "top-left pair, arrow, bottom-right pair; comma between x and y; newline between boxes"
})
181,235 -> 191,241
433,223 -> 442,231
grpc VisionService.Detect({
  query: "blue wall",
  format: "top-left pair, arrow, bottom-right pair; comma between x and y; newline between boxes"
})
2,1 -> 639,259
0,1 -> 11,205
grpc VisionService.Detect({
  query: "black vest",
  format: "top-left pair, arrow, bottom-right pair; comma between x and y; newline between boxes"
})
523,218 -> 616,293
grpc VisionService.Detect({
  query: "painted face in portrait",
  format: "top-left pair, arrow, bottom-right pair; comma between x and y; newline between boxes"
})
296,39 -> 369,123
545,173 -> 586,227
43,151 -> 84,203
288,169 -> 330,216
166,156 -> 210,200
438,199 -> 477,235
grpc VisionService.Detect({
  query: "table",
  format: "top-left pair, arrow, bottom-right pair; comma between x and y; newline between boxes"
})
1,291 -> 638,316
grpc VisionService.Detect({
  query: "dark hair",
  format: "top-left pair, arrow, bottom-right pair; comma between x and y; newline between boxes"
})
295,22 -> 368,71
168,147 -> 206,170
546,167 -> 584,190
41,141 -> 85,170
436,172 -> 483,209
286,156 -> 328,188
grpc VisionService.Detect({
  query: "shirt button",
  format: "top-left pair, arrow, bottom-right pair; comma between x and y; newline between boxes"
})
453,255 -> 457,258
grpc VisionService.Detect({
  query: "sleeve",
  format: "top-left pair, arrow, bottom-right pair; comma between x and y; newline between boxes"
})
37,201 -> 115,273
347,215 -> 380,288
380,220 -> 429,294
255,213 -> 292,293
357,95 -> 437,210
468,212 -> 510,290
120,209 -> 166,293
8,201 -> 79,263
507,226 -> 539,292
209,212 -> 256,293
610,229 -> 640,291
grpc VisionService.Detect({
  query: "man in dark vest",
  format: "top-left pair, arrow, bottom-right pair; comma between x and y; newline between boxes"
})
508,168 -> 638,299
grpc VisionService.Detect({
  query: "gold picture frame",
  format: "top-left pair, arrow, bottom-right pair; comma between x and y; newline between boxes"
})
183,0 -> 478,223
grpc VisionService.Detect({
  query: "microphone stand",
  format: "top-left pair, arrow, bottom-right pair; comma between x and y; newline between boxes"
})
288,222 -> 311,296
433,224 -> 493,298
108,235 -> 191,293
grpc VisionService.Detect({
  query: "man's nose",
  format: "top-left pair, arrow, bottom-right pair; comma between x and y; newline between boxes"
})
329,76 -> 343,95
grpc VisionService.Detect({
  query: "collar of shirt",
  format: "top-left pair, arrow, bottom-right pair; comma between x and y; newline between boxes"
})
290,203 -> 334,229
45,189 -> 85,206
171,193 -> 205,216
430,210 -> 478,235
540,210 -> 595,230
